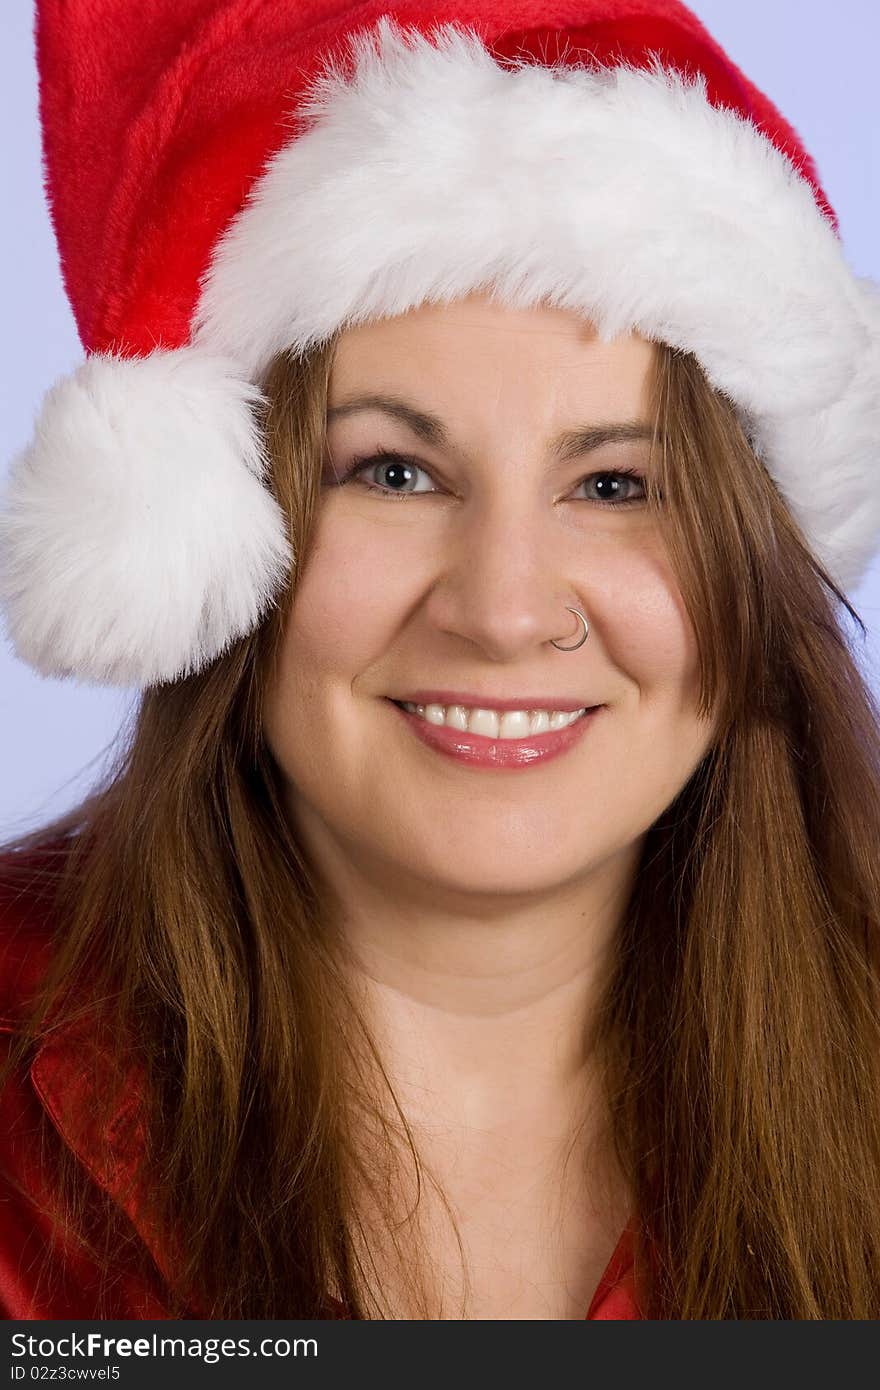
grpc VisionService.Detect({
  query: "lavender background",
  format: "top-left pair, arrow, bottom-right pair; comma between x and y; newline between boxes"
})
1,0 -> 878,839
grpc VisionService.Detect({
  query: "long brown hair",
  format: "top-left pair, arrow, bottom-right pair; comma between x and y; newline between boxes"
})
2,331 -> 880,1318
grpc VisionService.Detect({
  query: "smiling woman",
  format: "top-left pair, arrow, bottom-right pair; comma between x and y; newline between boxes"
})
257,302 -> 718,1318
262,301 -> 706,915
2,0 -> 880,1322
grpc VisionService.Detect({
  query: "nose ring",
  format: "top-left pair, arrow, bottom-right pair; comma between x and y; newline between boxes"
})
550,607 -> 589,651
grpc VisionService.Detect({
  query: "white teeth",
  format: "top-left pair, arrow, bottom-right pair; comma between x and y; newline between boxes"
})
400,702 -> 587,738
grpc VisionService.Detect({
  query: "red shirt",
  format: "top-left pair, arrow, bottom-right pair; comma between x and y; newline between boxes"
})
0,860 -> 642,1320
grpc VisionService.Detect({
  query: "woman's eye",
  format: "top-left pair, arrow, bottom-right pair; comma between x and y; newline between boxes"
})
332,450 -> 651,507
344,452 -> 434,499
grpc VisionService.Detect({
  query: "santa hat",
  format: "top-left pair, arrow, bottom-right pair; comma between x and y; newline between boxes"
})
2,0 -> 878,688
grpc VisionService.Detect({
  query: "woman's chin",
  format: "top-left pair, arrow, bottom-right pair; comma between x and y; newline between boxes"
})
382,844 -> 601,903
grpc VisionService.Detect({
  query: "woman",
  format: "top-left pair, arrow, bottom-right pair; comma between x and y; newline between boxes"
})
1,0 -> 879,1320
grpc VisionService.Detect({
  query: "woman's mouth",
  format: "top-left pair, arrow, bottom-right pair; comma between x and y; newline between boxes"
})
386,698 -> 603,769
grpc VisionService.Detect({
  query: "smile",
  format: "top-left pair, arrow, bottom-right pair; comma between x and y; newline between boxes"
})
386,698 -> 603,770
398,701 -> 589,737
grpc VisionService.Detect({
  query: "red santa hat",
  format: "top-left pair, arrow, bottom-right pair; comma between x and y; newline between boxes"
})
2,0 -> 878,687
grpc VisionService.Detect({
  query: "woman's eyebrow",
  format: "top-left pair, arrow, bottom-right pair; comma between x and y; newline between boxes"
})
325,393 -> 654,463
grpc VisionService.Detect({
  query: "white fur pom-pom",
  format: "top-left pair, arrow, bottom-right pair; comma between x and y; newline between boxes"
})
0,347 -> 292,686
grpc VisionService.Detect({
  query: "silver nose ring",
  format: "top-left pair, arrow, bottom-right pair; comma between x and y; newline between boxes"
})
550,607 -> 589,651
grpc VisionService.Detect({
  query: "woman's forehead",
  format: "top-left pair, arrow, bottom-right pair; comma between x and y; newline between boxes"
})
327,297 -> 658,424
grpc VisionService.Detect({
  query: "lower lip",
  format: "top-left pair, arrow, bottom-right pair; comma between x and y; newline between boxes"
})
386,700 -> 603,769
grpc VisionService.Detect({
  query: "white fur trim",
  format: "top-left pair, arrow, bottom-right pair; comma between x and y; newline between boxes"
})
194,17 -> 880,592
0,348 -> 291,686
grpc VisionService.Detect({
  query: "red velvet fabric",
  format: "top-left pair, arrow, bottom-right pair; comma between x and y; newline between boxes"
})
0,856 -> 642,1319
34,0 -> 836,359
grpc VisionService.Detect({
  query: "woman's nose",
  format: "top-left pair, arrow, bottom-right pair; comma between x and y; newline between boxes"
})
422,494 -> 587,660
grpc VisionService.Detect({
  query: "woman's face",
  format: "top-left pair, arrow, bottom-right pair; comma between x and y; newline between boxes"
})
263,292 -> 718,902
